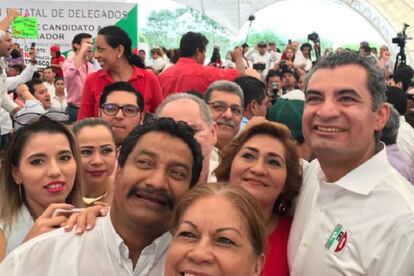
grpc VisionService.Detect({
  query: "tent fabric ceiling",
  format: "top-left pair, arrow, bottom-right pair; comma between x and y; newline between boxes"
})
13,0 -> 414,62
174,0 -> 414,63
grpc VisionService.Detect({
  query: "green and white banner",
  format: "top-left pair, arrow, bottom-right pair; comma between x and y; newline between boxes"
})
0,2 -> 138,67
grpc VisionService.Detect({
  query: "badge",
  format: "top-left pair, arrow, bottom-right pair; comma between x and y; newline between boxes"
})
325,224 -> 350,253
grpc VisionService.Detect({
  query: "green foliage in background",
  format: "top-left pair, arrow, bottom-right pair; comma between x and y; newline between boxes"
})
142,7 -> 232,57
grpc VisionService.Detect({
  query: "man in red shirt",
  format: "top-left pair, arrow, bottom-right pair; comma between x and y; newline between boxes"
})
159,32 -> 246,97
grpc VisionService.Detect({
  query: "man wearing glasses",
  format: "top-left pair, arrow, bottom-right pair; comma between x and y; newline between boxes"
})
203,80 -> 244,151
99,81 -> 144,147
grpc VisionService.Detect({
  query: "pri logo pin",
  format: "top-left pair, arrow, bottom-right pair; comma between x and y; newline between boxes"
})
325,224 -> 350,253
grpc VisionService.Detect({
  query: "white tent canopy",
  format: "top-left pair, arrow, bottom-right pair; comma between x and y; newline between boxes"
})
174,0 -> 414,63
12,0 -> 414,62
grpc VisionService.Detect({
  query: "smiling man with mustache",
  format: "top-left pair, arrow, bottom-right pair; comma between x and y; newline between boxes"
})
0,117 -> 203,276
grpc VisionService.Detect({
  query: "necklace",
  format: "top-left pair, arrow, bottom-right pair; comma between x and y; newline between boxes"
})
82,191 -> 108,205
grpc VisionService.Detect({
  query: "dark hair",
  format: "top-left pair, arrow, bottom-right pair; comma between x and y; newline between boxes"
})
72,117 -> 115,143
360,45 -> 371,54
51,50 -> 62,57
167,48 -> 180,64
99,81 -> 144,111
26,78 -> 44,95
393,64 -> 414,92
11,64 -> 24,74
54,77 -> 64,84
234,76 -> 266,108
266,69 -> 282,84
10,49 -> 20,59
0,120 -> 83,231
179,32 -> 208,57
304,51 -> 386,111
71,33 -> 92,52
118,117 -> 203,187
300,43 -> 312,52
210,47 -> 221,63
98,26 -> 145,69
150,48 -> 162,57
43,66 -> 55,73
170,183 -> 266,257
215,121 -> 302,216
386,86 -> 407,115
32,71 -> 41,80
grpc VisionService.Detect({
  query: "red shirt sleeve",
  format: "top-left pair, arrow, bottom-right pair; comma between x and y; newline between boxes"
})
206,67 -> 239,84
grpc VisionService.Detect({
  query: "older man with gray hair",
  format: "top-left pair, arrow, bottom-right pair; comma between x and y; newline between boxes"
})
203,80 -> 244,151
156,93 -> 218,183
381,104 -> 414,184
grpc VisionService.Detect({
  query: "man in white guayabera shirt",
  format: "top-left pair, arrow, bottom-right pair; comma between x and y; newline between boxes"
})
0,118 -> 203,276
288,51 -> 414,276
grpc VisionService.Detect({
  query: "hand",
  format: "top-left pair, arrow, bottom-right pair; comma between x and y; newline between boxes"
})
245,67 -> 261,79
28,48 -> 36,62
7,8 -> 20,19
63,203 -> 109,235
79,41 -> 93,57
15,83 -> 30,98
23,203 -> 74,243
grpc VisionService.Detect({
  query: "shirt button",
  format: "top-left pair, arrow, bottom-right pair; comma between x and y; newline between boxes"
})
302,242 -> 308,248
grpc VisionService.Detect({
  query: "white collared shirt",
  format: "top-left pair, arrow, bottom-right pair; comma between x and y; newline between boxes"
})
288,147 -> 414,276
208,146 -> 220,182
43,81 -> 56,98
0,214 -> 171,276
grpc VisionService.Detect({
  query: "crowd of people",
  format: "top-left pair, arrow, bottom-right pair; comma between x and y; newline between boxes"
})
0,7 -> 414,276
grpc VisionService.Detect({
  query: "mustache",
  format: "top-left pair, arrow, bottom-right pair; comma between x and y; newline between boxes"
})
216,119 -> 235,128
127,185 -> 175,210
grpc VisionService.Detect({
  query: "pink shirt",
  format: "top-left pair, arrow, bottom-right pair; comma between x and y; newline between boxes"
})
63,56 -> 96,107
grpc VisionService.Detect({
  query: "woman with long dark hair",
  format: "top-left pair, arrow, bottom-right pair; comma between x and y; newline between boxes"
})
77,26 -> 163,120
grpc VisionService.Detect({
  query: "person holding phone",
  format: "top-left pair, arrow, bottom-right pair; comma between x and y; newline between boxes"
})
0,120 -> 83,261
0,118 -> 203,276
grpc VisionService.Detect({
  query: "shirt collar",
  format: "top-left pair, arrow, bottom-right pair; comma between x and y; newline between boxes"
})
97,66 -> 145,82
317,143 -> 391,195
177,57 -> 198,64
143,231 -> 172,265
103,212 -> 172,268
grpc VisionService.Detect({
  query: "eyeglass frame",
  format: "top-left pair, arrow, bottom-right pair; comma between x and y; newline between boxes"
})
207,101 -> 244,116
100,103 -> 141,117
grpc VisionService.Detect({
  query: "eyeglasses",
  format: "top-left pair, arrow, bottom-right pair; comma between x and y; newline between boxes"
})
14,111 -> 69,130
207,101 -> 243,116
101,104 -> 140,117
